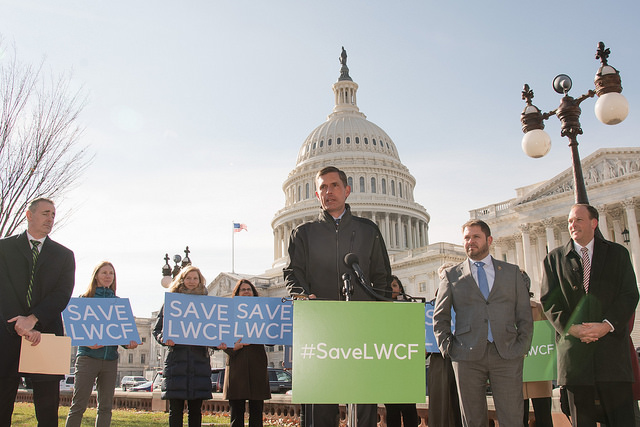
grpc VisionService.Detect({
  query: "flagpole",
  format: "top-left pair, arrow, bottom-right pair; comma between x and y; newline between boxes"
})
231,221 -> 235,274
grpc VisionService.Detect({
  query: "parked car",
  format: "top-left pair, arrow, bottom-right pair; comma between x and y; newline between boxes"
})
130,381 -> 153,392
120,376 -> 147,391
211,367 -> 292,394
59,374 -> 75,392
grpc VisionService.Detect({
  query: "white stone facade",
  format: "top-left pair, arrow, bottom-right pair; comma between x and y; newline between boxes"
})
469,147 -> 640,343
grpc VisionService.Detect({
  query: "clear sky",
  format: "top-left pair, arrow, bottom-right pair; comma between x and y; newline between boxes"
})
2,1 -> 639,317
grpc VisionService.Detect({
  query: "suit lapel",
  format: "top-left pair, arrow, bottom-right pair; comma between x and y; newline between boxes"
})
590,237 -> 608,289
460,260 -> 484,299
490,258 -> 503,297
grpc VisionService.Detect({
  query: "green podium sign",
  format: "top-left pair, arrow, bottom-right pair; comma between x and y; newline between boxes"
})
292,300 -> 426,404
523,320 -> 557,382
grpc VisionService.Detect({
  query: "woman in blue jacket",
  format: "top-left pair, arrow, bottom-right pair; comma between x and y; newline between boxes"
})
65,261 -> 139,427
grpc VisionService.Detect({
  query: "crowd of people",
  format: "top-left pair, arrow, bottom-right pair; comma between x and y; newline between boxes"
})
1,164 -> 639,427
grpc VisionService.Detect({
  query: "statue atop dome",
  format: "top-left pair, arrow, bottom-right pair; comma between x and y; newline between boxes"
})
338,46 -> 352,82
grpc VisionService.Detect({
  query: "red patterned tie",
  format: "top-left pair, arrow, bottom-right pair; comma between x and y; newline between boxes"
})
580,247 -> 590,293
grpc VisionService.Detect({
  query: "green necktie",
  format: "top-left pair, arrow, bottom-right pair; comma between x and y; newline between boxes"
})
27,240 -> 41,308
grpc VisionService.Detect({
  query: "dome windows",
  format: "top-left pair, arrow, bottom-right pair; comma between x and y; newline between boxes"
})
359,177 -> 365,193
355,137 -> 360,144
328,139 -> 332,146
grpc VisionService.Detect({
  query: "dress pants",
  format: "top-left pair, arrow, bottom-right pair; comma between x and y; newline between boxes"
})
31,378 -> 61,427
566,382 -> 635,427
452,341 -> 524,427
0,376 -> 20,427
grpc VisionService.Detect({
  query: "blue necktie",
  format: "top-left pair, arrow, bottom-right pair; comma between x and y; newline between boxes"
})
474,261 -> 493,342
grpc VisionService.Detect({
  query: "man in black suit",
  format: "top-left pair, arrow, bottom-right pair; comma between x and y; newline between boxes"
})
541,204 -> 638,426
0,198 -> 75,427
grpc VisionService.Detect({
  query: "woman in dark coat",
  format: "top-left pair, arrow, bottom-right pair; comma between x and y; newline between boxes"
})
219,279 -> 271,427
153,265 -> 212,427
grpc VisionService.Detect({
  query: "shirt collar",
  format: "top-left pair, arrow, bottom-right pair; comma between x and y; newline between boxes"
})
26,231 -> 46,248
573,238 -> 595,256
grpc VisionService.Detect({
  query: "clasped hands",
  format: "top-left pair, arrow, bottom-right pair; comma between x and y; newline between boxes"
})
568,322 -> 612,343
8,315 -> 41,346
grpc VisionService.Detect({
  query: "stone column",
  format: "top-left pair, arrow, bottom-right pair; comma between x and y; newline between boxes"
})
596,204 -> 611,240
384,213 -> 390,247
514,234 -> 525,269
493,240 -> 504,261
611,209 -> 624,244
274,227 -> 281,260
407,217 -> 413,250
622,198 -> 640,284
542,218 -> 556,252
519,224 -> 533,276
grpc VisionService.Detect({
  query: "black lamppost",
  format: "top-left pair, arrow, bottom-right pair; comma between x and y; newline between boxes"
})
160,246 -> 192,288
520,42 -> 629,204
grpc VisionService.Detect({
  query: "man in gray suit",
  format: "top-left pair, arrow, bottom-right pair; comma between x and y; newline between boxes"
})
433,219 -> 533,427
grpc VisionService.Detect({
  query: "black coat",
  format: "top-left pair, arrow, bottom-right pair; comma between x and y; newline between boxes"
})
541,236 -> 639,385
153,306 -> 212,400
0,232 -> 75,379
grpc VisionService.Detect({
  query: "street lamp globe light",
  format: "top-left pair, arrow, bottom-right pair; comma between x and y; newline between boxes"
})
519,42 -> 628,205
594,92 -> 629,125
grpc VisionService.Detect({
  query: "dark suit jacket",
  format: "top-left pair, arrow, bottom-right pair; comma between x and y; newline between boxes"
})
433,257 -> 533,361
540,236 -> 638,385
0,231 -> 75,378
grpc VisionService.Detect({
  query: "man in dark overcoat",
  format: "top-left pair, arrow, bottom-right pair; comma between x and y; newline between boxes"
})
541,203 -> 638,426
0,198 -> 75,427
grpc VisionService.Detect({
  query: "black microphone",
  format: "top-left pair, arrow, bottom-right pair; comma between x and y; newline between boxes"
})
344,253 -> 369,288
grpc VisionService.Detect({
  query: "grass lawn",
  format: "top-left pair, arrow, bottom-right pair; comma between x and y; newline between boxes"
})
11,402 -> 232,426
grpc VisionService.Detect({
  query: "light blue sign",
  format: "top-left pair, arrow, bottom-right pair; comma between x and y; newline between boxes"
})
63,298 -> 140,346
425,302 -> 455,353
162,293 -> 293,346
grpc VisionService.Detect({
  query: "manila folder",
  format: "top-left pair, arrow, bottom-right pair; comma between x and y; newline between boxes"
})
18,334 -> 71,375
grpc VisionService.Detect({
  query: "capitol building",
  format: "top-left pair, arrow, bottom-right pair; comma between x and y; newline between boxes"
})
208,49 -> 467,306
130,49 -> 640,373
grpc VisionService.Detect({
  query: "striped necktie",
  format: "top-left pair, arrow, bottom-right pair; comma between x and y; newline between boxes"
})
27,240 -> 41,308
581,247 -> 591,293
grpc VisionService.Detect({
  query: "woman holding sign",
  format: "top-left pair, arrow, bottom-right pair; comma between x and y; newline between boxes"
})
65,261 -> 139,427
219,279 -> 271,427
153,265 -> 212,427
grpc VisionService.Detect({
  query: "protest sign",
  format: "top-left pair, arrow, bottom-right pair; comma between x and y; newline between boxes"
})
425,302 -> 455,353
292,300 -> 425,404
62,298 -> 140,346
523,320 -> 557,382
162,293 -> 293,346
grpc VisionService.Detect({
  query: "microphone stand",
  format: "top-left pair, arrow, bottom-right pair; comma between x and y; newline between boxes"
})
341,273 -> 358,427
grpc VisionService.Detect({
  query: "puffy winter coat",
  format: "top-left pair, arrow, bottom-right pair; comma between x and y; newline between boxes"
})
153,306 -> 212,400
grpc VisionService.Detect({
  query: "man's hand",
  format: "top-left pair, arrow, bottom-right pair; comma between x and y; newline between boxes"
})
8,315 -> 38,336
126,341 -> 139,349
24,329 -> 41,346
568,322 -> 611,343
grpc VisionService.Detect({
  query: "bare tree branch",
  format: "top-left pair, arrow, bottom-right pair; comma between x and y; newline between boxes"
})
0,40 -> 92,237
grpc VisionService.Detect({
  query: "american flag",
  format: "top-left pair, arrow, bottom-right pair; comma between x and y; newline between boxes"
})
233,223 -> 248,232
